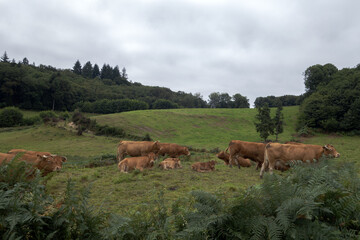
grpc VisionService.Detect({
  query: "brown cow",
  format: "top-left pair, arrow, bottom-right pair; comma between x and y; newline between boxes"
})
260,143 -> 340,178
157,143 -> 190,158
159,158 -> 182,170
0,152 -> 62,176
191,160 -> 216,172
117,141 -> 160,161
228,140 -> 266,170
216,151 -> 252,167
8,149 -> 67,166
118,152 -> 156,173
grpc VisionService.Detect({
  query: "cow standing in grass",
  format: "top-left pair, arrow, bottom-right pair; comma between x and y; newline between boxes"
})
116,141 -> 160,161
216,150 -> 252,167
260,143 -> 340,178
157,143 -> 190,158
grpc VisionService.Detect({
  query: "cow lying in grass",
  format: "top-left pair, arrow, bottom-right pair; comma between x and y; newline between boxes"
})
0,152 -> 63,176
191,160 -> 216,172
8,149 -> 67,168
118,152 -> 156,173
159,158 -> 182,170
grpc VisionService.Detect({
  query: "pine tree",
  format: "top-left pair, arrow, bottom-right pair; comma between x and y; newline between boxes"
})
72,60 -> 82,75
255,103 -> 274,141
92,64 -> 100,78
82,61 -> 93,78
112,65 -> 121,79
1,51 -> 9,62
22,57 -> 29,65
273,104 -> 284,141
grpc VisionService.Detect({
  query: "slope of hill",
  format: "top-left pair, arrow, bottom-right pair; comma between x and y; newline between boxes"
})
92,106 -> 300,149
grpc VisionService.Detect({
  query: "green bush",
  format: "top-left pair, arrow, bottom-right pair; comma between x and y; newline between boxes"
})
152,99 -> 179,109
39,110 -> 58,122
22,115 -> 42,126
0,107 -> 24,127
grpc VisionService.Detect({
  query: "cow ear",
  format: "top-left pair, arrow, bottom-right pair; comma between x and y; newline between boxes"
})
62,157 -> 67,162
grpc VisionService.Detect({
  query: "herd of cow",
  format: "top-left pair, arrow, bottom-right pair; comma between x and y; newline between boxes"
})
0,139 -> 340,179
115,140 -> 341,178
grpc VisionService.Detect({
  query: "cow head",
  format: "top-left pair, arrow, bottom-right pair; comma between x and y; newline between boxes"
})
36,154 -> 62,175
183,147 -> 191,156
216,151 -> 230,165
322,144 -> 340,158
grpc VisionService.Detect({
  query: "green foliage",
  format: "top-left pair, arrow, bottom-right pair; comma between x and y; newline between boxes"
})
208,92 -> 250,108
255,95 -> 302,108
75,99 -> 149,114
255,104 -> 274,141
208,160 -> 360,239
152,99 -> 179,109
299,65 -> 360,132
0,106 -> 24,127
72,60 -> 82,75
304,63 -> 338,95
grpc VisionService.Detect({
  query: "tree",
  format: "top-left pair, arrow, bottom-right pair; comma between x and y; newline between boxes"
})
82,61 -> 93,78
112,65 -> 121,79
22,57 -> 29,65
255,103 -> 274,141
100,64 -> 113,79
92,64 -> 100,78
304,63 -> 338,95
232,93 -> 250,108
208,92 -> 220,108
219,93 -> 231,108
1,51 -> 9,63
273,104 -> 284,141
72,60 -> 82,75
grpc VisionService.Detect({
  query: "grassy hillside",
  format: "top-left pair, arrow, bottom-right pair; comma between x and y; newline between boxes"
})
0,106 -> 359,215
92,106 -> 300,149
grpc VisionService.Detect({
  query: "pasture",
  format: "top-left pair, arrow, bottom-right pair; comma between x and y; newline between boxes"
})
0,106 -> 359,215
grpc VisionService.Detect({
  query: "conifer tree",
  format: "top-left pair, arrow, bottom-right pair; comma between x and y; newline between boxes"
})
273,104 -> 284,141
255,103 -> 274,141
72,60 -> 82,75
92,64 -> 100,78
1,51 -> 9,62
82,61 -> 93,78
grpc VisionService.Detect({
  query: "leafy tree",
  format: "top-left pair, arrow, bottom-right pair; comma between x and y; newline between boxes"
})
92,64 -> 100,78
1,51 -> 9,63
232,93 -> 250,108
304,63 -> 337,95
208,92 -> 220,108
82,61 -> 93,78
273,104 -> 284,141
72,60 -> 82,75
255,103 -> 274,141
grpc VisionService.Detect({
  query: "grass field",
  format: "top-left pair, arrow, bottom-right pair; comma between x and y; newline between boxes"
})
0,106 -> 359,215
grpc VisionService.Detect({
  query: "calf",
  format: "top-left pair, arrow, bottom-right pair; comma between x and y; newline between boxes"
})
191,160 -> 216,172
159,158 -> 182,170
216,150 -> 252,167
118,152 -> 156,173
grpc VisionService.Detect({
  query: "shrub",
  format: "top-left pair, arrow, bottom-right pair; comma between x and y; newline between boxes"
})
22,115 -> 42,126
39,110 -> 58,122
152,99 -> 179,109
0,107 -> 24,127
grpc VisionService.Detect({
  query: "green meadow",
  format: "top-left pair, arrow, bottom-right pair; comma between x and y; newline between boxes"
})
0,106 -> 359,214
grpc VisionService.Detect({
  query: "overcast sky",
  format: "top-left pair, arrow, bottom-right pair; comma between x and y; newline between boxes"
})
1,0 -> 359,106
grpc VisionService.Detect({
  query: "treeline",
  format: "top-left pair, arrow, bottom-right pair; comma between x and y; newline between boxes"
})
0,53 -> 209,113
298,63 -> 360,133
254,94 -> 304,108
